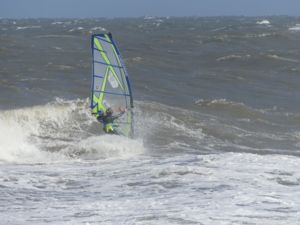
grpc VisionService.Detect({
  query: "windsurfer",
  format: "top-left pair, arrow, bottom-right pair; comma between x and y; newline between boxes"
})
97,107 -> 126,134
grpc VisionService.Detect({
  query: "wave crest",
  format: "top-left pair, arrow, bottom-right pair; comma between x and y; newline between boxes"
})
0,99 -> 144,164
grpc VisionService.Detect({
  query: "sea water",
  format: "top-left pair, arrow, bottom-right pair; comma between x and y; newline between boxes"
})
1,17 -> 300,225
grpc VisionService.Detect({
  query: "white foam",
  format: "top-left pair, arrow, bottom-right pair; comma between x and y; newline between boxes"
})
16,26 -> 41,30
256,20 -> 271,25
62,135 -> 144,160
90,26 -> 107,32
53,46 -> 63,51
51,21 -> 64,25
0,99 -> 144,164
267,54 -> 300,63
0,101 -> 76,163
132,56 -> 143,62
0,111 -> 68,164
289,24 -> 300,31
1,145 -> 300,224
195,98 -> 240,106
144,16 -> 155,20
216,54 -> 251,61
68,27 -> 84,32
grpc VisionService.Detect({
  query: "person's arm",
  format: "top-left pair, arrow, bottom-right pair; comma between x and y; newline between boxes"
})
111,108 -> 126,120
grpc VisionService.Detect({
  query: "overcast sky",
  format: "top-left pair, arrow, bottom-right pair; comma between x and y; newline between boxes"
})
1,0 -> 300,18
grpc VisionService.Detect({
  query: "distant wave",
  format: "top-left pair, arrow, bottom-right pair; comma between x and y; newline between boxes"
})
216,54 -> 251,62
51,21 -> 64,25
267,54 -> 300,63
195,98 -> 246,108
131,56 -> 143,62
256,20 -> 271,25
195,99 -> 265,119
16,26 -> 41,30
203,32 -> 281,45
144,16 -> 156,20
245,32 -> 281,39
90,26 -> 107,33
34,34 -> 79,39
142,17 -> 165,27
290,68 -> 300,72
51,20 -> 73,26
289,24 -> 300,31
68,27 -> 84,32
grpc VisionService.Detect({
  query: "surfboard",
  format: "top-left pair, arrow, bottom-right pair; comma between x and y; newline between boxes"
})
90,33 -> 134,137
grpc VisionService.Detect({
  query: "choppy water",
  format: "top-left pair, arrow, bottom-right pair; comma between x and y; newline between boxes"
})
1,17 -> 300,225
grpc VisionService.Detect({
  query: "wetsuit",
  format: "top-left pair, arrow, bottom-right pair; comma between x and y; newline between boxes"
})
97,111 -> 124,134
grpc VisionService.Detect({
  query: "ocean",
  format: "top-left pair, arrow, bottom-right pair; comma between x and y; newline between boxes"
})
1,16 -> 300,225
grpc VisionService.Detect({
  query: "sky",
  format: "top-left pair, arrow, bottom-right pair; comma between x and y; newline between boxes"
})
1,0 -> 300,18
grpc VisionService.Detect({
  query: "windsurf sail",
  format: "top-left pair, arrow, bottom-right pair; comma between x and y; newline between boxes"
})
90,33 -> 134,137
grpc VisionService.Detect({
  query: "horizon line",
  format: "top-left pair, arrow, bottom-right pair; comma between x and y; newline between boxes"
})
1,14 -> 300,20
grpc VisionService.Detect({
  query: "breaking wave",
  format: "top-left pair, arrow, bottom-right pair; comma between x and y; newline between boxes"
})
0,99 -> 144,164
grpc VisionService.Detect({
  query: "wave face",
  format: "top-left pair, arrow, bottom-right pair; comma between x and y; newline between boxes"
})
1,17 -> 300,224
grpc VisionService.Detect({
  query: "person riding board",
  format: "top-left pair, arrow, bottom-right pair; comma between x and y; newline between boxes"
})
97,107 -> 126,134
